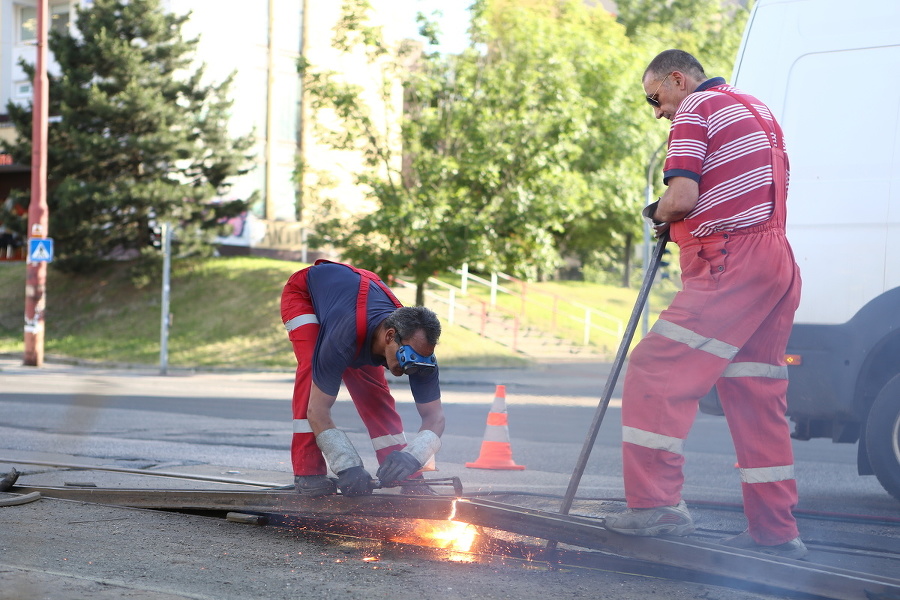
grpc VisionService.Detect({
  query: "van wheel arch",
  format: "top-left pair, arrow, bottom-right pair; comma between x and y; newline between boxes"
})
864,373 -> 900,502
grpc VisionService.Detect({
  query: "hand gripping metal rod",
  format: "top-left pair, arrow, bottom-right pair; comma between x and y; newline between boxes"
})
559,232 -> 670,518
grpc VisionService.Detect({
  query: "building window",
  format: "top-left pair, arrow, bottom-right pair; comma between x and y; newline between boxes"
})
19,3 -> 71,44
14,81 -> 33,98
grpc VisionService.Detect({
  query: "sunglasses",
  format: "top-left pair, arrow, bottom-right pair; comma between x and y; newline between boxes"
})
396,344 -> 437,375
646,73 -> 670,108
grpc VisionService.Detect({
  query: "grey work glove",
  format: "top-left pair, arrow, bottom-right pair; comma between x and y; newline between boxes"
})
376,451 -> 422,487
642,200 -> 670,237
336,466 -> 373,497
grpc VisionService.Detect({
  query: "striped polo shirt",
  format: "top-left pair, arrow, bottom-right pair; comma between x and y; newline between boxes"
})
663,77 -> 788,238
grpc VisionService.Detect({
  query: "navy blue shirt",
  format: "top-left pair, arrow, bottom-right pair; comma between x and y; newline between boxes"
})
306,262 -> 440,403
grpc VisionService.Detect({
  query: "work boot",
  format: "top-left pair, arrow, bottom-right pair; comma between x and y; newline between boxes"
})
400,475 -> 438,496
604,500 -> 695,536
720,530 -> 808,560
294,475 -> 336,497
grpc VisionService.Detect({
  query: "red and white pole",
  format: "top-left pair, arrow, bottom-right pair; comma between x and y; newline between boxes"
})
24,0 -> 49,367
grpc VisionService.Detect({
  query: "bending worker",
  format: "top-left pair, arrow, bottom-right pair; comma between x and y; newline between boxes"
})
280,260 -> 445,497
604,50 -> 806,559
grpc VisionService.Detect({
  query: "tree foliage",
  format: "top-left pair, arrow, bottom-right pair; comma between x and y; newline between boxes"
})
0,0 -> 254,273
616,0 -> 750,79
302,0 -> 750,291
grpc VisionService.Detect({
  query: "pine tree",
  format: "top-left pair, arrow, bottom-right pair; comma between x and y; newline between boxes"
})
1,0 -> 253,273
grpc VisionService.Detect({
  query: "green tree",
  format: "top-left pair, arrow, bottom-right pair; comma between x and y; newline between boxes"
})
1,0 -> 254,273
474,0 -> 660,284
616,0 -> 751,79
304,0 -> 645,296
300,1 -> 462,305
304,0 -> 748,295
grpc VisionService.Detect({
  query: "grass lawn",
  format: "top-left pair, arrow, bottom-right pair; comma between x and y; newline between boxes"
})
0,256 -> 677,370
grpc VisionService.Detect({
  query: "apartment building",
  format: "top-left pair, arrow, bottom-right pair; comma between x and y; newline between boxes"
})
0,0 -> 404,260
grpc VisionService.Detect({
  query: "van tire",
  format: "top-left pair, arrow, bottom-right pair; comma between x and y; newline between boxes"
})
865,373 -> 900,502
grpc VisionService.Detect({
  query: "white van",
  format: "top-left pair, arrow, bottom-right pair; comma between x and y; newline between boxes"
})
705,0 -> 900,501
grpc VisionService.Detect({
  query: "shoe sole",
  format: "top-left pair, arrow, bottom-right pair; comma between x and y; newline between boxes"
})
725,544 -> 808,560
759,548 -> 808,560
720,535 -> 808,560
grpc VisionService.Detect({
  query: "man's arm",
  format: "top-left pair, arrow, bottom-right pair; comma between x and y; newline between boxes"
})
415,398 -> 445,436
655,176 -> 700,223
308,382 -> 374,496
306,382 -> 338,435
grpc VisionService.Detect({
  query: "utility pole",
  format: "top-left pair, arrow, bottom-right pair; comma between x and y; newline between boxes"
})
159,223 -> 172,375
24,0 -> 50,367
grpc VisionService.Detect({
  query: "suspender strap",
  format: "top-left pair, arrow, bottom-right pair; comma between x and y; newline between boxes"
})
715,88 -> 782,148
715,88 -> 789,227
314,260 -> 403,357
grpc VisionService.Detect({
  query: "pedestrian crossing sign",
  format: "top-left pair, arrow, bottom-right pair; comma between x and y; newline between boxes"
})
28,238 -> 54,263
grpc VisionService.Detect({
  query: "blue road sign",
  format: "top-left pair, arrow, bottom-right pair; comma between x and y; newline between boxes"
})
28,238 -> 54,263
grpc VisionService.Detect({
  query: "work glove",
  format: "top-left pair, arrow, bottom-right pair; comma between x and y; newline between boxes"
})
376,450 -> 422,487
336,466 -> 374,497
642,200 -> 670,237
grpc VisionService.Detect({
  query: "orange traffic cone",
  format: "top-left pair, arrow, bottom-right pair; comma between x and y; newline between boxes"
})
466,385 -> 525,470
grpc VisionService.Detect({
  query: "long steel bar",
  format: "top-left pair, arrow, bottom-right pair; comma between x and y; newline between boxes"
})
11,486 -> 454,520
557,232 -> 669,518
0,458 -> 282,487
454,499 -> 900,600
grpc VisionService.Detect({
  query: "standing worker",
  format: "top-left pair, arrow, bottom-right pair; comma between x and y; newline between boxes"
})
604,49 -> 806,559
281,260 -> 445,497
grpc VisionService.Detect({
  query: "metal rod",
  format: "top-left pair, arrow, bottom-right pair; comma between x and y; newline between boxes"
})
0,458 -> 282,488
558,232 -> 669,517
10,486 -> 455,520
159,222 -> 172,375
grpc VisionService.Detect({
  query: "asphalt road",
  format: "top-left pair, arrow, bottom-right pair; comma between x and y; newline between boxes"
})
1,357 -> 898,600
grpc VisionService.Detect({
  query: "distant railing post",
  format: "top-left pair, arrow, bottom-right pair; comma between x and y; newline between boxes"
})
490,273 -> 498,306
460,263 -> 468,295
513,315 -> 519,352
448,288 -> 456,325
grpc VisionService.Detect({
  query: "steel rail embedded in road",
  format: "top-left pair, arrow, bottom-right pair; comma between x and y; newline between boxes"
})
452,499 -> 900,600
12,485 -> 900,600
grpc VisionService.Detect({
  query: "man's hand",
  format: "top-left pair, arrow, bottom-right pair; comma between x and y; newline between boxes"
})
376,451 -> 421,487
641,200 -> 670,238
336,466 -> 374,497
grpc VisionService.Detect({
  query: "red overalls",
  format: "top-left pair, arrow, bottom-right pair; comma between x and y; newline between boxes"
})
621,93 -> 803,545
280,260 -> 409,476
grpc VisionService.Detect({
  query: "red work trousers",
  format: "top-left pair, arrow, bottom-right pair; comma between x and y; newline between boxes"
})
622,220 -> 802,545
281,268 -> 407,476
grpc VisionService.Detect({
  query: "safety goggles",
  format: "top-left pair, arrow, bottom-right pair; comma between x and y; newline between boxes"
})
396,344 -> 437,375
646,73 -> 670,108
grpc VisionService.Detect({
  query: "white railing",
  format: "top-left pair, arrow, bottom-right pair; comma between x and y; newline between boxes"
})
392,267 -> 624,351
453,265 -> 623,346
